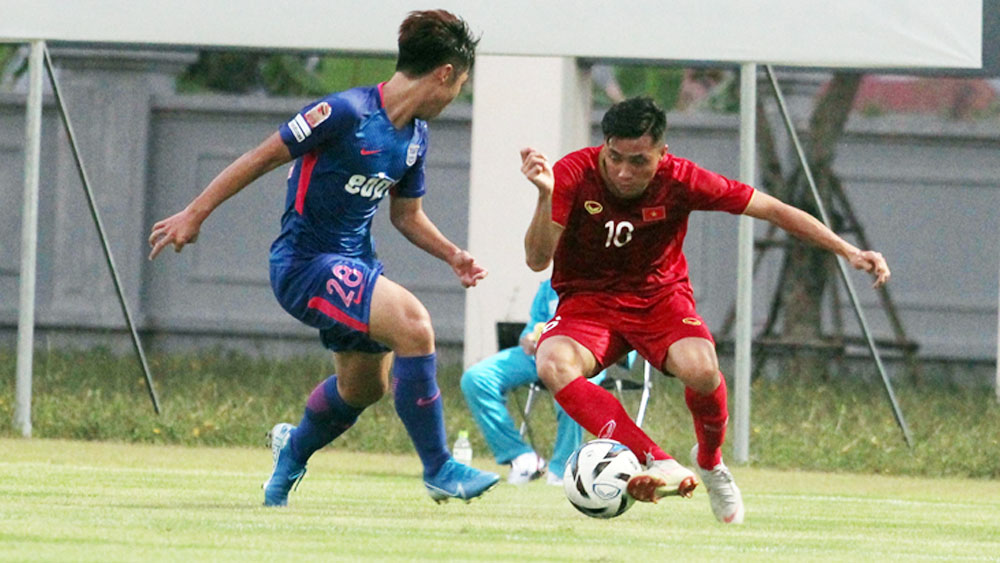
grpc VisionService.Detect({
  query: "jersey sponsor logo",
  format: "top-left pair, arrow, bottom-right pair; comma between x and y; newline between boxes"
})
360,148 -> 382,155
304,102 -> 331,128
681,317 -> 702,326
541,316 -> 560,333
287,114 -> 311,143
406,143 -> 419,166
344,173 -> 396,201
642,206 -> 666,222
584,200 -> 604,215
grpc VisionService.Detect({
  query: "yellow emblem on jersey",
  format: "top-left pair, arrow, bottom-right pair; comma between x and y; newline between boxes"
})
682,317 -> 703,326
584,200 -> 604,215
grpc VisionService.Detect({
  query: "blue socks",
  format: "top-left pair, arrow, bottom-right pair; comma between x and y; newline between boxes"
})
393,353 -> 450,476
289,375 -> 364,464
286,355 -> 450,476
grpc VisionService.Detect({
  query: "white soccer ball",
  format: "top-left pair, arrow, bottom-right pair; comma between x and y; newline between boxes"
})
563,438 -> 642,519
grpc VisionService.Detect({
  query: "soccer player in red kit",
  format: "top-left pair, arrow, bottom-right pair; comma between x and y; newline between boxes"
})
520,97 -> 890,524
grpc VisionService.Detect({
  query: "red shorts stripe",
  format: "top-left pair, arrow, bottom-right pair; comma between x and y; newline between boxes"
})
294,152 -> 319,215
307,296 -> 368,332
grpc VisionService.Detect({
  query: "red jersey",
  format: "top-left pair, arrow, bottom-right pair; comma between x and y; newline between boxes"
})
550,146 -> 754,298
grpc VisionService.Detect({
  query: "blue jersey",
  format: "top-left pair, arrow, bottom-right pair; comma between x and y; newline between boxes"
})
271,83 -> 429,261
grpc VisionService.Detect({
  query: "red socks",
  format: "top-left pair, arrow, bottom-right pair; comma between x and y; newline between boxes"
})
685,375 -> 729,469
554,374 -> 730,469
554,377 -> 668,464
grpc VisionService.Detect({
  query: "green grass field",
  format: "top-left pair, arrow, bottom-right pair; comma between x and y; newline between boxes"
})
3,438 -> 999,562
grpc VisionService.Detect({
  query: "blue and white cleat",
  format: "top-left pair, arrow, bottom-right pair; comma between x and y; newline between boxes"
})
266,423 -> 295,462
263,423 -> 306,507
423,458 -> 500,504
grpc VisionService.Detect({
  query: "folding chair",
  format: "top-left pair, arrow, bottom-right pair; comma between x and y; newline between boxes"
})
518,353 -> 654,440
494,321 -> 534,434
602,358 -> 653,427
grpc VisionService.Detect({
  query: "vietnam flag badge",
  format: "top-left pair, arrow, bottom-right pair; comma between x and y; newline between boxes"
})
642,206 -> 666,222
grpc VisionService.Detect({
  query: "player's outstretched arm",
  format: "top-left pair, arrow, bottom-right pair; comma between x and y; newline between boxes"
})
520,147 -> 562,271
389,196 -> 488,288
148,133 -> 292,260
743,191 -> 890,288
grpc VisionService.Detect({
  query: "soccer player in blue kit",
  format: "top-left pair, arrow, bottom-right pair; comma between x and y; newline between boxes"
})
148,10 -> 500,506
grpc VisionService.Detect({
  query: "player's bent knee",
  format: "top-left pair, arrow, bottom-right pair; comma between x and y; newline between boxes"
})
677,365 -> 720,394
401,317 -> 434,349
382,309 -> 435,355
340,382 -> 387,408
535,360 -> 573,393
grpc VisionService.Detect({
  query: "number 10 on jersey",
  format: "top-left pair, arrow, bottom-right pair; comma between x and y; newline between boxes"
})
604,220 -> 634,248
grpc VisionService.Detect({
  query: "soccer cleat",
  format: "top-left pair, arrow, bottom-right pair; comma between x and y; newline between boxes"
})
691,444 -> 744,524
626,458 -> 698,503
544,470 -> 564,487
508,451 -> 546,485
424,458 -> 500,504
263,423 -> 306,507
266,422 -> 294,462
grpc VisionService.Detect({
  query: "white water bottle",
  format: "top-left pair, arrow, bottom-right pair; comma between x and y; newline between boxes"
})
453,430 -> 473,465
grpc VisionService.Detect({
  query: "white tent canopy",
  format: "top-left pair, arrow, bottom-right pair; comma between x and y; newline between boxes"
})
0,1 -> 982,68
3,0 -> 984,442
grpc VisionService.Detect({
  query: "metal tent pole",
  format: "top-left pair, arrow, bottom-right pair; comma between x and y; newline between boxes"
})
42,47 -> 161,414
732,62 -> 757,464
14,40 -> 46,437
764,65 -> 912,447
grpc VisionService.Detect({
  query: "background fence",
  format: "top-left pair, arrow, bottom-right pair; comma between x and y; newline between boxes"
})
1,48 -> 997,377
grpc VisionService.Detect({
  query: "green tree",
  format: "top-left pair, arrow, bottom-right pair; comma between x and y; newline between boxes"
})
613,65 -> 685,110
0,45 -> 24,90
178,51 -> 396,97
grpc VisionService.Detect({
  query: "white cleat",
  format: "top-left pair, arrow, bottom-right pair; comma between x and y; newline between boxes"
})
544,470 -> 563,487
508,451 -> 546,485
626,458 -> 698,502
691,444 -> 744,524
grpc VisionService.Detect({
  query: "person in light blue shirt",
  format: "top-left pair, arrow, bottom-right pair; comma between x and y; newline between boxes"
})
462,280 -> 633,485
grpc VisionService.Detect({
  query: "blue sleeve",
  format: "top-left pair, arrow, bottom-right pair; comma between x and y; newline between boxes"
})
520,280 -> 556,340
278,94 -> 354,159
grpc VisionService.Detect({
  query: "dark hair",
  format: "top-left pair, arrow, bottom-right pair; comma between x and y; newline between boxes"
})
601,96 -> 667,142
396,10 -> 480,77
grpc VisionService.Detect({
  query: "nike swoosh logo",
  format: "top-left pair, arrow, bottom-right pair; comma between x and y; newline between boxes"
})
598,420 -> 617,439
416,390 -> 441,407
360,148 -> 381,155
426,481 -> 465,499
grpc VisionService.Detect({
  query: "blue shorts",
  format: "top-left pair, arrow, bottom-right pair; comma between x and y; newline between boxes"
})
270,254 -> 390,354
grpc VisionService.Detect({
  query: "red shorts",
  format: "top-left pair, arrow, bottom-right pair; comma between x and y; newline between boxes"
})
536,286 -> 714,373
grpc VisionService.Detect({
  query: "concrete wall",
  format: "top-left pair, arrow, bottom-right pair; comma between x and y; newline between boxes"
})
1,49 -> 998,366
